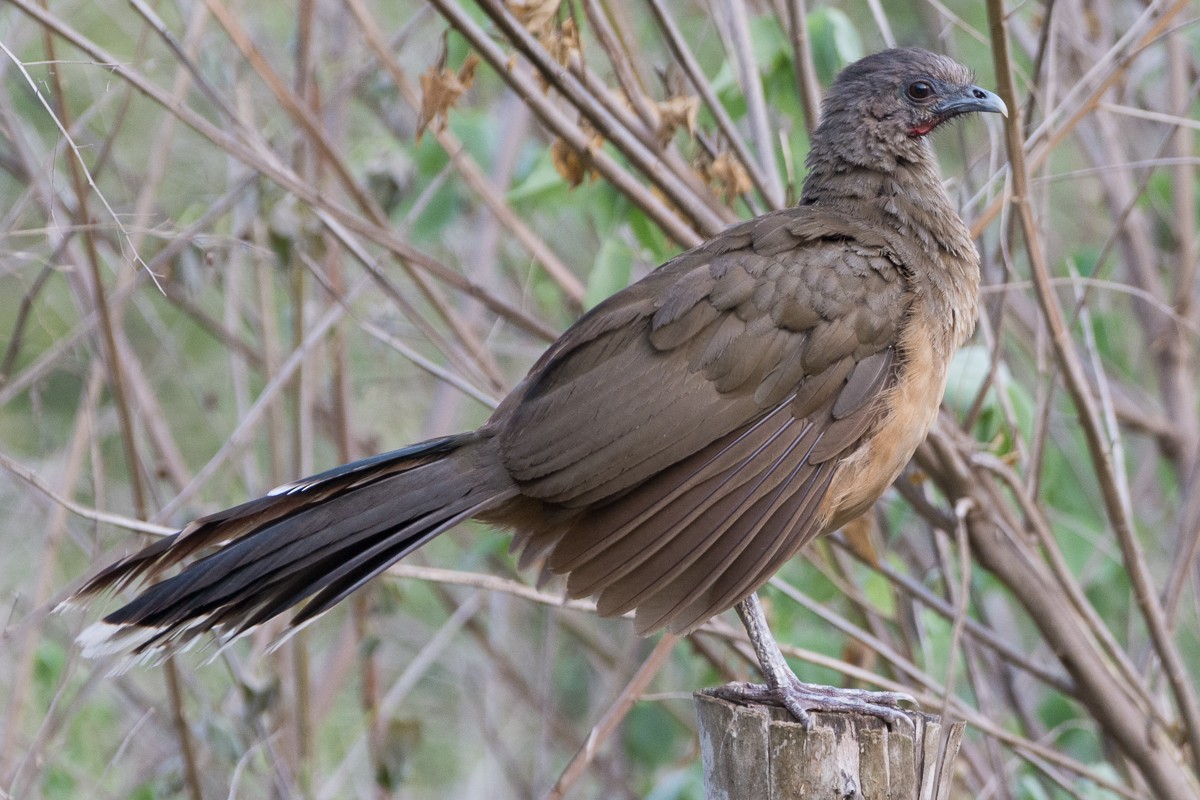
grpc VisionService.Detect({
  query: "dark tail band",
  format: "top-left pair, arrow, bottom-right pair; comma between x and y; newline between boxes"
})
74,432 -> 515,661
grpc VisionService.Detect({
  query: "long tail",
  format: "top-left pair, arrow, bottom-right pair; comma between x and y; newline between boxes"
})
73,432 -> 517,661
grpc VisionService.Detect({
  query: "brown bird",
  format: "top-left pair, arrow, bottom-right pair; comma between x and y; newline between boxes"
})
72,48 -> 1005,723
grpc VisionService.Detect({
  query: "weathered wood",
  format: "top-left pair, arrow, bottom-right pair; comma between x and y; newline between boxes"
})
695,691 -> 965,799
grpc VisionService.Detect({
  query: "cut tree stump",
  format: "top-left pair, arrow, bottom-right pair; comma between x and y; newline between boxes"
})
695,691 -> 965,799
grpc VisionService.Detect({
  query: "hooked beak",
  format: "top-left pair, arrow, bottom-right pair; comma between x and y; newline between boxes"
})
934,85 -> 1008,118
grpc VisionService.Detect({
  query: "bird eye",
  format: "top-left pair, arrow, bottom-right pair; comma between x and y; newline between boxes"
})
906,81 -> 934,101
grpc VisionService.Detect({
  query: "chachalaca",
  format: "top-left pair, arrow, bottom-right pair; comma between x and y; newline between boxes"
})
71,48 -> 1006,723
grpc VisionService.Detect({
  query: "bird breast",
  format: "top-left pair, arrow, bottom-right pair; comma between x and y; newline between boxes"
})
817,294 -> 949,532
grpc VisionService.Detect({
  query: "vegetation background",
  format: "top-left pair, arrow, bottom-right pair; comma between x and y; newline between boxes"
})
1,0 -> 1198,797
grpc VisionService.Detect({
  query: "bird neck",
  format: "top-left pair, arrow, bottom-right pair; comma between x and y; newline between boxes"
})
800,143 -> 954,239
800,150 -> 981,355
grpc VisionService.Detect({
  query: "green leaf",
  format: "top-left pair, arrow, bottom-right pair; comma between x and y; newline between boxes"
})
862,570 -> 896,616
944,345 -> 1035,453
748,15 -> 790,70
629,207 -> 675,263
34,640 -> 66,692
623,703 -> 680,768
944,344 -> 1001,414
42,766 -> 76,800
807,8 -> 863,84
507,150 -> 568,205
585,237 -> 632,309
644,765 -> 704,800
710,17 -> 789,119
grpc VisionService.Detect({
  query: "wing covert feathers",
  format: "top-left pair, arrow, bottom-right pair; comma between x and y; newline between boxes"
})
501,206 -> 912,634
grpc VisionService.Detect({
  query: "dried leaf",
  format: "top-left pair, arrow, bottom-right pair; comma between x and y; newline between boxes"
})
417,54 -> 480,141
507,0 -> 561,33
648,184 -> 682,221
702,152 -> 753,203
542,16 -> 581,67
551,138 -> 592,187
841,638 -> 877,686
657,95 -> 699,143
841,512 -> 879,567
551,125 -> 604,187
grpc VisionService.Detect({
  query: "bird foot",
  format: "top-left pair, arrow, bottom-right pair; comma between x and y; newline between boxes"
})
707,679 -> 916,729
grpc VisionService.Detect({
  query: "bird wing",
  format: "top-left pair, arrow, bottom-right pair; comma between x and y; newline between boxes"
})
496,206 -> 917,633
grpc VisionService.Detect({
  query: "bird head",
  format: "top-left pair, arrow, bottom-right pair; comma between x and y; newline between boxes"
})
808,48 -> 1007,174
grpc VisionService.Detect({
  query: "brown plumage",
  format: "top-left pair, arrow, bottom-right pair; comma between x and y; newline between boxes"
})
72,49 -> 1005,678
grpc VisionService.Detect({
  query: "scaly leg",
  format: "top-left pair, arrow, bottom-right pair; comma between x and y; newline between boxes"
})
710,592 -> 915,728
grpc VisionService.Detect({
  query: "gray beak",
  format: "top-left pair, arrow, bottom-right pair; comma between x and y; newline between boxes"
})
935,86 -> 1008,118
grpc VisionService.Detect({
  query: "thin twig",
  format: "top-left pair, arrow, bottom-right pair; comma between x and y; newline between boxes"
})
718,0 -> 783,206
646,0 -> 778,205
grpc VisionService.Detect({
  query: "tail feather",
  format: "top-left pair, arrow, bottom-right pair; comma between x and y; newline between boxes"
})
287,493 -> 503,625
75,432 -> 516,660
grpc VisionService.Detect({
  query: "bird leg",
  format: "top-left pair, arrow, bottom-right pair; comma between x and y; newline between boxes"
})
709,592 -> 915,728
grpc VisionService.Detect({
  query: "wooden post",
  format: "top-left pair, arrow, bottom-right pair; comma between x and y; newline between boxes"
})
695,692 -> 965,799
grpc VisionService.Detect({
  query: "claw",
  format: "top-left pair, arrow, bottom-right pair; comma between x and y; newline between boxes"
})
708,677 -> 915,729
730,593 -> 918,728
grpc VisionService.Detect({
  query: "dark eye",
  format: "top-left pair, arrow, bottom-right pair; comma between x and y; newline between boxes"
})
907,81 -> 934,101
